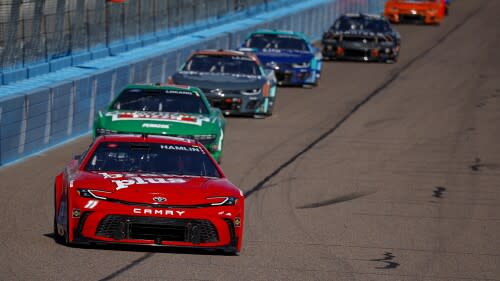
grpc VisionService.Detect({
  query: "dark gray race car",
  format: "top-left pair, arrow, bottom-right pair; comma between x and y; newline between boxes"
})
170,50 -> 277,118
322,13 -> 401,63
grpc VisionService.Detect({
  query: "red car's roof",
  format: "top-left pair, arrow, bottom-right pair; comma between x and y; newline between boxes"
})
95,134 -> 198,146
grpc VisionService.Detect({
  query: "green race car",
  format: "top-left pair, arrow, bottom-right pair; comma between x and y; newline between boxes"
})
93,84 -> 226,162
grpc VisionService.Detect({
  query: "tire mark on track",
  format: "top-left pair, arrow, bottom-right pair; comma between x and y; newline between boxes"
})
98,253 -> 154,281
96,4 -> 485,280
244,3 -> 485,199
369,252 -> 400,269
296,192 -> 372,209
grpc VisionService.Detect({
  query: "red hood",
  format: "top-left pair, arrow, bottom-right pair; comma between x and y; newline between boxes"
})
72,171 -> 240,205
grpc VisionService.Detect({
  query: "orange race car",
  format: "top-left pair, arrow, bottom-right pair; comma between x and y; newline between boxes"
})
384,0 -> 446,25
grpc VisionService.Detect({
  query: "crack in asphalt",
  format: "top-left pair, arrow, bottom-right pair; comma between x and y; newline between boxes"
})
433,186 -> 447,198
296,192 -> 371,209
97,4 -> 486,280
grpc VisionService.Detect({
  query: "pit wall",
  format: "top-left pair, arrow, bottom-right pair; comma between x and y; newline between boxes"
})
0,0 -> 386,166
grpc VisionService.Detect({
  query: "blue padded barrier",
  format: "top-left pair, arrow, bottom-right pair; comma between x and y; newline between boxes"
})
49,57 -> 73,72
91,47 -> 110,60
0,94 -> 26,164
48,81 -> 74,145
126,40 -> 143,52
2,69 -> 28,85
23,88 -> 52,155
141,35 -> 159,48
94,71 -> 115,114
28,63 -> 51,79
71,52 -> 92,66
109,42 -> 128,56
72,76 -> 94,135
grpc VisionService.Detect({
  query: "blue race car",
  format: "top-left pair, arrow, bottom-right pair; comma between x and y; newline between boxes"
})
240,30 -> 322,88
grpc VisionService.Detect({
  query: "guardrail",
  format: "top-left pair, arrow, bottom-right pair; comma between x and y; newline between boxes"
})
0,0 -> 386,166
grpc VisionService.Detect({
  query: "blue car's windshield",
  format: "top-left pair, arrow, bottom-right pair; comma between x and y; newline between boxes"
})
244,34 -> 309,51
183,54 -> 261,76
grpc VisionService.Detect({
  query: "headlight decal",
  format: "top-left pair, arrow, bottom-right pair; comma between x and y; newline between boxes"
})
77,189 -> 109,200
207,196 -> 237,206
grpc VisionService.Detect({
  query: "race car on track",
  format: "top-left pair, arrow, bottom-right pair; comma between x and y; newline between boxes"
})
384,0 -> 446,25
93,84 -> 225,162
53,134 -> 244,254
322,13 -> 401,63
170,49 -> 276,118
240,29 -> 322,87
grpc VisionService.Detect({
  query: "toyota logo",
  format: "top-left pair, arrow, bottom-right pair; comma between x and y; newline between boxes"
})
153,197 -> 167,202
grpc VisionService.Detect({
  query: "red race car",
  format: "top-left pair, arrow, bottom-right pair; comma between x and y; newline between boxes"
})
53,134 -> 244,254
384,0 -> 446,25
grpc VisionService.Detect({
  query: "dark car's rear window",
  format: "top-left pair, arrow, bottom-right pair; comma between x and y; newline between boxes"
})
332,17 -> 391,32
85,142 -> 220,178
111,88 -> 209,114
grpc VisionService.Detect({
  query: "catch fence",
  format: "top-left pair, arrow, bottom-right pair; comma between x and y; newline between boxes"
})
0,0 -> 283,73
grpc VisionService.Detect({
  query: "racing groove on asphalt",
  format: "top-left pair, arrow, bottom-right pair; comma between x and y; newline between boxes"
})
1,0 -> 500,280
243,1 -> 484,199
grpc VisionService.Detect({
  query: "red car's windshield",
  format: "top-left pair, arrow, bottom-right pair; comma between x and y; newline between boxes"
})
84,142 -> 221,178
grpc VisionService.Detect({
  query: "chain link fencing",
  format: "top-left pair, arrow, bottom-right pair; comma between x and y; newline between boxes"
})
0,0 -> 285,71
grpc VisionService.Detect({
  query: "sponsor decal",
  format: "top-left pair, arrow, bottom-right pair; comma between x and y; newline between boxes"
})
84,200 -> 98,209
234,217 -> 241,227
133,208 -> 185,216
164,89 -> 194,95
160,145 -> 203,153
72,208 -> 81,218
142,123 -> 170,129
107,111 -> 209,126
98,173 -> 188,190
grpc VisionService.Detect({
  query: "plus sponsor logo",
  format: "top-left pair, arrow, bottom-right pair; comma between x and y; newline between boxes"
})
98,172 -> 187,190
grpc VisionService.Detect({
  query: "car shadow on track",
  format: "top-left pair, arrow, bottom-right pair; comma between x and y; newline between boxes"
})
43,233 -> 237,256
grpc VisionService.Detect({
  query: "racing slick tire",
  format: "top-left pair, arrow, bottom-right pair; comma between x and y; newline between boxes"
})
53,185 -> 70,245
217,247 -> 239,256
384,55 -> 399,64
253,97 -> 273,118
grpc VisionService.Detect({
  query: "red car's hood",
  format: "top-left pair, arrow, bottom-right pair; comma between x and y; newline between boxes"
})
387,0 -> 439,10
72,171 -> 239,205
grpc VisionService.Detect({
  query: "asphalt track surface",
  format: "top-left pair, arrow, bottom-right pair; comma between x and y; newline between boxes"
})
1,0 -> 500,280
